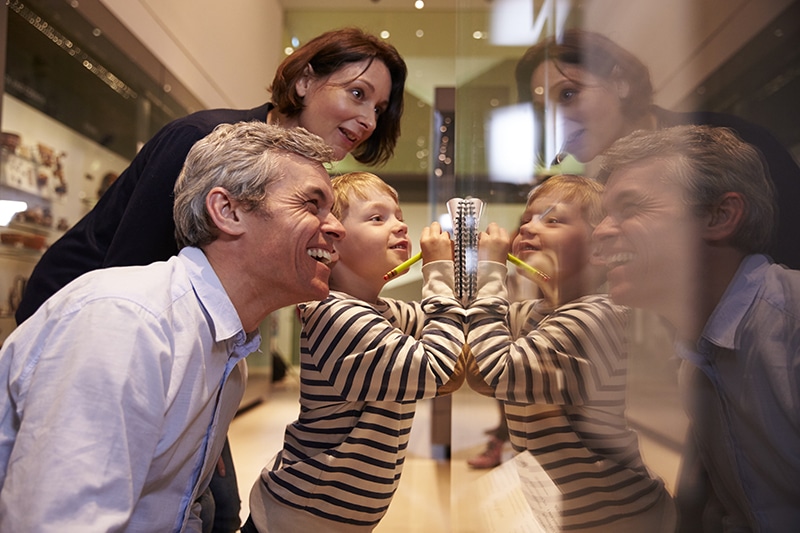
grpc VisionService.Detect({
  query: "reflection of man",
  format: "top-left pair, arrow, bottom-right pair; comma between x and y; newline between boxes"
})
0,122 -> 345,532
593,124 -> 800,531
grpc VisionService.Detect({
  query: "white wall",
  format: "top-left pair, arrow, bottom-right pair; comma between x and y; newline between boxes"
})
99,0 -> 285,109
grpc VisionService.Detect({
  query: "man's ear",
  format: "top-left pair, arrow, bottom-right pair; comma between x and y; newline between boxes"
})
206,187 -> 246,238
611,65 -> 630,99
704,192 -> 745,243
295,63 -> 315,98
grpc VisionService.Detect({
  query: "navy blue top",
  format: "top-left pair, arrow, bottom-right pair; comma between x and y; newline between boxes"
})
16,103 -> 273,324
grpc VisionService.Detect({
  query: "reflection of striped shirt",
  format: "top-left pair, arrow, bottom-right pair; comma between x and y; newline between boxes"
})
467,262 -> 668,530
258,263 -> 466,527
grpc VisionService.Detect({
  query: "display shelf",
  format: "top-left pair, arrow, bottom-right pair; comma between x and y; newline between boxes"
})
0,242 -> 43,262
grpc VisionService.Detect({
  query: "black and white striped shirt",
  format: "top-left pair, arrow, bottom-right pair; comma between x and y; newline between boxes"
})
258,262 -> 467,527
466,262 -> 669,530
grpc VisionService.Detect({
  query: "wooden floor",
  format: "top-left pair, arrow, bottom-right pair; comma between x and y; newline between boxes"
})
228,375 -> 685,532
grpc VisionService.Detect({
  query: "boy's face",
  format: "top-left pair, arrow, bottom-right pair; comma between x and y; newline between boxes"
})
512,193 -> 594,285
334,188 -> 410,283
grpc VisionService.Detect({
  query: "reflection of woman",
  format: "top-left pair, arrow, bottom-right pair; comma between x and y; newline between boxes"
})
17,27 -> 407,323
516,29 -> 800,269
15,27 -> 407,533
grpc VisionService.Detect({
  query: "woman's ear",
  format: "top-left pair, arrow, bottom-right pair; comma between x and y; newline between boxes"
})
295,63 -> 315,98
704,192 -> 745,243
206,187 -> 246,238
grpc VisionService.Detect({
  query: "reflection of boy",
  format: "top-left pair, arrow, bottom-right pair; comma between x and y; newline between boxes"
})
247,172 -> 468,532
467,175 -> 674,531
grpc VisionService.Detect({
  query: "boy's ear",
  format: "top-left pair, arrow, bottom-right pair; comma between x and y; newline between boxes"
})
206,187 -> 246,238
703,192 -> 745,243
295,63 -> 315,98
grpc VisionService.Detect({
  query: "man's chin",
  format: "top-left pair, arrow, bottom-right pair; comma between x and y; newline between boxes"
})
306,276 -> 332,300
607,282 -> 635,307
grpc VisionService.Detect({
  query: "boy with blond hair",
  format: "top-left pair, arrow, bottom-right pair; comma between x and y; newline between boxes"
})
247,172 -> 482,532
468,175 -> 674,532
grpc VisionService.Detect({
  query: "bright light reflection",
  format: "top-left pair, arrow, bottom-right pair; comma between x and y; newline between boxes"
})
0,201 -> 28,226
486,103 -> 536,185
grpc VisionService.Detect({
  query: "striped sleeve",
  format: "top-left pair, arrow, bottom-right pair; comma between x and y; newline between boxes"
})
467,271 -> 629,406
299,263 -> 465,403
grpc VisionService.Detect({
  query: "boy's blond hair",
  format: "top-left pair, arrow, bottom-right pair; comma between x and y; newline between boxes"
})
528,174 -> 604,227
331,172 -> 400,220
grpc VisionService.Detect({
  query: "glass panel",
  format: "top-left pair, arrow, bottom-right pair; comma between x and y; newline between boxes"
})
3,1 -> 796,530
277,1 -> 800,531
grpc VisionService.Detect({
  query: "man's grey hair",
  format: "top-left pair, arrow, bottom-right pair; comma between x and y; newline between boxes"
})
173,121 -> 334,248
596,124 -> 776,255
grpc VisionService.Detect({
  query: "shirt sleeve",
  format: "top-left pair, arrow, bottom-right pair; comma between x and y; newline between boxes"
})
299,261 -> 465,402
0,300 -> 171,531
467,288 -> 630,405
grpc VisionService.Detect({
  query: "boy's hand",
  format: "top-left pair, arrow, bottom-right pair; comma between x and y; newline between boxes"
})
478,223 -> 510,263
420,221 -> 453,263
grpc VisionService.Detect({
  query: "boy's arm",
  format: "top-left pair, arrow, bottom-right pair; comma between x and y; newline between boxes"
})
303,261 -> 465,402
467,293 -> 630,405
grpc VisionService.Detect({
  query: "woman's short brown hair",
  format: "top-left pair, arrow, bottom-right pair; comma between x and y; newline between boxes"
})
515,29 -> 653,120
270,28 -> 407,166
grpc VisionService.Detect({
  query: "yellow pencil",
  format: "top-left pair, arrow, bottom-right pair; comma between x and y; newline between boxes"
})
384,251 -> 423,280
507,253 -> 550,281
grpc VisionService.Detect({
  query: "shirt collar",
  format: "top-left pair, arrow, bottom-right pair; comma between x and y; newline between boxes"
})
700,254 -> 770,351
179,247 -> 253,347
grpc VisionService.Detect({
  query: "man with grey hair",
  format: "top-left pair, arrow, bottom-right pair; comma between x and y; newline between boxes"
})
592,124 -> 800,531
0,122 -> 345,532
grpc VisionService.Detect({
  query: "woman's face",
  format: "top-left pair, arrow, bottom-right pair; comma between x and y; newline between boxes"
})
293,59 -> 392,161
530,60 -> 629,163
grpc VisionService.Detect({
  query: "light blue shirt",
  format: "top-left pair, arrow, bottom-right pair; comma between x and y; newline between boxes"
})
676,254 -> 800,531
0,247 -> 260,532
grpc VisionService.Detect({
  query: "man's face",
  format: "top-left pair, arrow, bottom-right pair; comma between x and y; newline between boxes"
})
593,160 -> 701,313
245,153 -> 345,305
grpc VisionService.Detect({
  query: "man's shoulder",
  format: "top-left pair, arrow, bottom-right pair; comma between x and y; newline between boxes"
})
763,262 -> 800,310
46,257 -> 192,320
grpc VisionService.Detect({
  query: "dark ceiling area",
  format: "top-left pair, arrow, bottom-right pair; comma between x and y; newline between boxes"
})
679,0 -> 800,155
5,0 -> 195,160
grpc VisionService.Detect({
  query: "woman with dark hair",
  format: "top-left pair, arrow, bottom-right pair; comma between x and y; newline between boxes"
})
514,28 -> 800,269
269,27 -> 406,166
15,27 -> 407,533
17,27 -> 407,323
